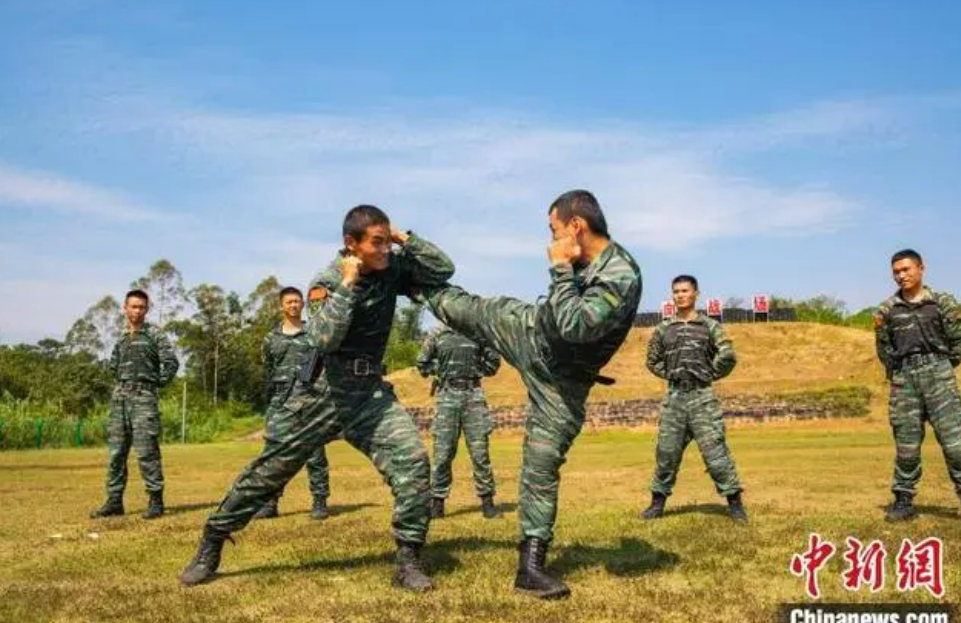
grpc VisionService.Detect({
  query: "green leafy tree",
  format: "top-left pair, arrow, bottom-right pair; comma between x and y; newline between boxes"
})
131,259 -> 187,329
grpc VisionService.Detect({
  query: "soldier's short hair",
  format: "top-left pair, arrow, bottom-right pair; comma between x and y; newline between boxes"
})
278,286 -> 303,301
343,204 -> 390,241
549,190 -> 610,239
891,249 -> 923,266
672,275 -> 699,291
125,289 -> 149,304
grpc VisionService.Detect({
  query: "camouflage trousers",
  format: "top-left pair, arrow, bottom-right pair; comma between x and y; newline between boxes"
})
650,386 -> 741,498
207,375 -> 431,544
425,284 -> 591,542
888,356 -> 961,496
431,386 -> 496,500
263,395 -> 330,502
104,384 -> 164,498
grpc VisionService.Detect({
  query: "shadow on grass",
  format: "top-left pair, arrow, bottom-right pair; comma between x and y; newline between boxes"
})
219,535 -> 678,581
876,504 -> 960,521
444,501 -> 518,519
283,502 -> 377,518
0,463 -> 101,471
551,538 -> 680,577
664,503 -> 730,518
166,501 -> 221,515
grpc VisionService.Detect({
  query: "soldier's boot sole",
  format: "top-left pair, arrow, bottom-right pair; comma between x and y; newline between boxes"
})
729,509 -> 749,524
480,497 -> 503,519
884,507 -> 917,522
180,566 -> 218,586
392,567 -> 434,592
310,499 -> 330,521
514,574 -> 571,600
89,503 -> 124,519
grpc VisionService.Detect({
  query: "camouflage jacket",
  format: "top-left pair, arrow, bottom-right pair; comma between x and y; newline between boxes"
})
307,233 -> 454,380
262,323 -> 314,398
536,241 -> 642,382
875,287 -> 961,374
646,313 -> 737,384
109,322 -> 179,387
415,328 -> 501,385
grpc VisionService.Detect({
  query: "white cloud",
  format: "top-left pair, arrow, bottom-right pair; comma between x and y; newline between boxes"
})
107,98 -> 870,256
4,90 -> 926,342
0,163 -> 164,221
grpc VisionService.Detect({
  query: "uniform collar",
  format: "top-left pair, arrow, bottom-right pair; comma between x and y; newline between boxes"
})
893,286 -> 936,305
667,312 -> 708,326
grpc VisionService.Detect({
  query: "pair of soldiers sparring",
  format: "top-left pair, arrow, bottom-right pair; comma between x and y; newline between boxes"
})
177,190 -> 642,599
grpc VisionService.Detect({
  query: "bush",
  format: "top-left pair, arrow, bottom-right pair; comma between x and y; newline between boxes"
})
0,394 -> 259,450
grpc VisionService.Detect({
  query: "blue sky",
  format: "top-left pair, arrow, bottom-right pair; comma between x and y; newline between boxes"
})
1,1 -> 960,343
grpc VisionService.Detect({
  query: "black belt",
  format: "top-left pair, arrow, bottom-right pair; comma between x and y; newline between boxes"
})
443,378 -> 480,391
669,379 -> 711,392
899,352 -> 947,370
117,381 -> 154,391
342,359 -> 384,377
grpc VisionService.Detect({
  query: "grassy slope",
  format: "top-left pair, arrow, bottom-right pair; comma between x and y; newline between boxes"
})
2,418 -> 961,623
390,323 -> 891,408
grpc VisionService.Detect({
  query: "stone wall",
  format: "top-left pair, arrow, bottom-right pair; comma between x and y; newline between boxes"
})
407,386 -> 871,431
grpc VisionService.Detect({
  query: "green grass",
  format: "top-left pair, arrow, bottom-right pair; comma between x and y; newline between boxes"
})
1,418 -> 959,623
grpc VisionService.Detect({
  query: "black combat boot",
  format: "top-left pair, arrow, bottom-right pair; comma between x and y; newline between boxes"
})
142,491 -> 164,520
310,497 -> 330,521
89,497 -> 124,519
180,526 -> 234,586
480,494 -> 502,519
640,492 -> 667,520
885,492 -> 917,522
430,497 -> 445,519
514,538 -> 570,599
393,541 -> 434,592
253,498 -> 279,520
727,492 -> 749,524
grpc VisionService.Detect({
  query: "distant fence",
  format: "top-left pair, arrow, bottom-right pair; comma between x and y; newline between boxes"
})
634,307 -> 798,328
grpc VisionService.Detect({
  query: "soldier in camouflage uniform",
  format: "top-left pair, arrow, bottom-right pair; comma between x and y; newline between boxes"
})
253,286 -> 332,521
90,289 -> 179,520
875,249 -> 961,522
181,205 -> 453,592
416,190 -> 641,599
640,275 -> 746,523
416,327 -> 502,519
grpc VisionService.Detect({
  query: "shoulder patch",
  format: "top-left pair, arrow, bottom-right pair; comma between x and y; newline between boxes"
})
873,312 -> 885,329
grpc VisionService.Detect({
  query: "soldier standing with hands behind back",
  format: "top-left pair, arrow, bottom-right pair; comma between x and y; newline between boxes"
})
875,249 -> 961,522
641,275 -> 747,523
416,327 -> 502,519
253,286 -> 332,521
90,289 -> 179,520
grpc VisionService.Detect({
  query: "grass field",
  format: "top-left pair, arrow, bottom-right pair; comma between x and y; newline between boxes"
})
2,414 -> 960,623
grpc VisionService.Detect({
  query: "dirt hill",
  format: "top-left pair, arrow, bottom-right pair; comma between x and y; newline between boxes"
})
388,322 -> 893,409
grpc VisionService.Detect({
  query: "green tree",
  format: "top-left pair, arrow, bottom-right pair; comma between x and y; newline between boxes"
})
131,259 -> 187,329
65,317 -> 102,357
